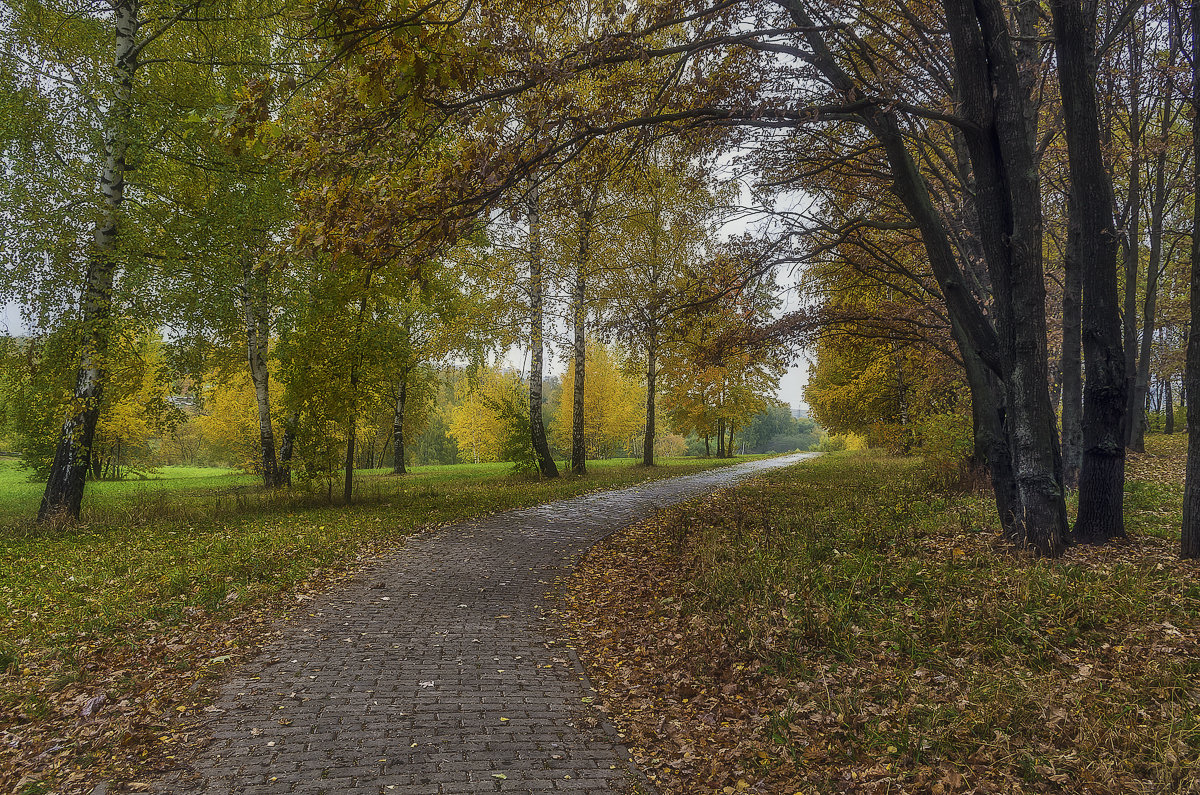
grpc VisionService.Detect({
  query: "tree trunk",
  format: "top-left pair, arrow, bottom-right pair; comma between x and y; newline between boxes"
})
945,0 -> 1068,554
1182,0 -> 1200,559
643,332 -> 657,466
1166,377 -> 1175,434
1130,74 -> 1175,452
393,372 -> 408,475
571,206 -> 591,475
376,433 -> 390,469
344,292 -> 370,504
344,423 -> 355,503
1062,197 -> 1084,490
279,411 -> 298,487
1122,32 -> 1144,450
1051,0 -> 1128,545
704,434 -> 710,457
527,185 -> 559,478
39,0 -> 140,522
783,0 -> 1067,550
717,417 -> 726,458
242,255 -> 280,488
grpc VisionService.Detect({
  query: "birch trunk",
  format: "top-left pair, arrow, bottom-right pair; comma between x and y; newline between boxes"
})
241,255 -> 280,488
1166,378 -> 1175,434
527,185 -> 559,478
40,0 -> 140,521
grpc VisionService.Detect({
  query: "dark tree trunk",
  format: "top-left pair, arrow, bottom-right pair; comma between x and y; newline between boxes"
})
393,372 -> 408,475
279,412 -> 298,487
717,418 -> 726,458
527,185 -> 559,478
1182,0 -> 1200,559
344,292 -> 370,504
1051,0 -> 1128,545
704,434 -> 711,457
376,433 -> 390,469
945,0 -> 1068,554
40,0 -> 139,522
1062,198 -> 1084,490
960,332 -> 1020,524
783,1 -> 1049,543
643,332 -> 657,466
344,423 -> 356,504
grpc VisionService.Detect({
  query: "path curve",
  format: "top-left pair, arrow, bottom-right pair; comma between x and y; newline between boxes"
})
172,453 -> 817,794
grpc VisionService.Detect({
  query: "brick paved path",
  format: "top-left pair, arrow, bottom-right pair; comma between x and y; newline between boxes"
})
172,454 -> 815,795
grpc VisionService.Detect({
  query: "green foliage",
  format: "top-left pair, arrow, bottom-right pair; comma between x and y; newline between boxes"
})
481,381 -> 538,474
742,404 -> 822,453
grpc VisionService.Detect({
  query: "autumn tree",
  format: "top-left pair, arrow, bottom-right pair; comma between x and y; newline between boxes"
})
549,341 -> 644,460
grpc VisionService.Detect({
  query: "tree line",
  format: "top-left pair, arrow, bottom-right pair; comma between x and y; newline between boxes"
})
4,0 -> 1200,558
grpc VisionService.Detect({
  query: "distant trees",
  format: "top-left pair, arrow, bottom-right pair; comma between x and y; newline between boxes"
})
549,342 -> 644,460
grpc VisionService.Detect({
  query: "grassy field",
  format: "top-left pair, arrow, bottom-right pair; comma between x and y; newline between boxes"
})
0,452 -> 769,793
565,436 -> 1200,794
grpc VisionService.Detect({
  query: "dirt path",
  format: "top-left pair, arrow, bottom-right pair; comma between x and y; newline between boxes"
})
167,454 -> 817,794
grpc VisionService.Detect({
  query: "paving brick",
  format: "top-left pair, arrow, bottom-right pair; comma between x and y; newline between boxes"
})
160,455 -> 811,793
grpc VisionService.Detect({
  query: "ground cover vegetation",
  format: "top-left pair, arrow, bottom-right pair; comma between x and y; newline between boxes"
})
3,0 -> 1200,791
0,453 -> 765,792
564,443 -> 1200,794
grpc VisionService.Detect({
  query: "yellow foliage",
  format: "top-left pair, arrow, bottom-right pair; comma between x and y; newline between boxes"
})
195,369 -> 281,470
550,342 -> 645,459
447,367 -> 523,463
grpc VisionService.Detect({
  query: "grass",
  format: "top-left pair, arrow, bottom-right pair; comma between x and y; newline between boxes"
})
0,454 -> 767,659
565,441 -> 1200,794
0,451 -> 775,793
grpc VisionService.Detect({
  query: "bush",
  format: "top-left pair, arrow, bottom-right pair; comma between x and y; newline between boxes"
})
867,421 -> 912,454
815,432 -> 866,452
917,412 -> 974,487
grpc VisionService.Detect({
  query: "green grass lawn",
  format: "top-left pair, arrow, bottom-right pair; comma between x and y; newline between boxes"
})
0,451 -> 776,791
0,453 -> 767,671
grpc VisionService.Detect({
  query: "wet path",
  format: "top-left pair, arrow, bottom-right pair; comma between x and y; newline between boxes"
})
173,454 -> 817,794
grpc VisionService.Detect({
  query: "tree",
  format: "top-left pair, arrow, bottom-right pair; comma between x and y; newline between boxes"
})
600,146 -> 737,466
549,341 -> 644,460
1049,0 -> 1128,544
1183,0 -> 1200,560
448,367 -> 534,468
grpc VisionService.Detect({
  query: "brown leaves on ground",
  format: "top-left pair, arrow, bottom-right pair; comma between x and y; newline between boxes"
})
1125,433 -> 1186,486
0,548 -> 385,795
560,457 -> 1200,795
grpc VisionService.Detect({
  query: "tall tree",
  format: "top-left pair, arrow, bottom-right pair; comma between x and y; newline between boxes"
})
1050,0 -> 1128,544
37,0 -> 141,520
1182,0 -> 1200,559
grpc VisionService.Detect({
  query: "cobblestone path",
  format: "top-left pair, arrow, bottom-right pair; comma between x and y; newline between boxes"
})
172,454 -> 816,795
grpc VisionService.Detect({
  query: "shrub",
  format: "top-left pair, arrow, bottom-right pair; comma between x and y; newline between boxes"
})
917,412 -> 974,487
